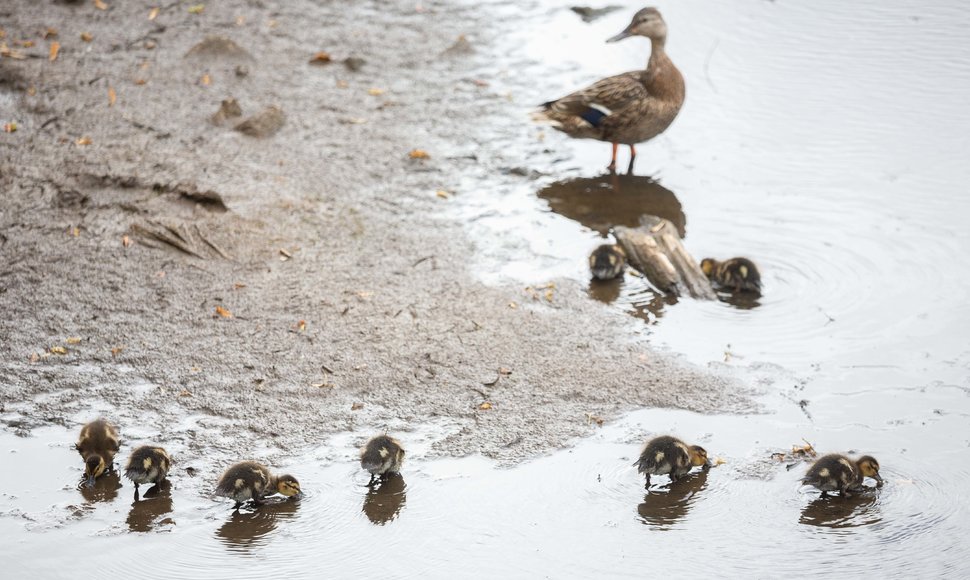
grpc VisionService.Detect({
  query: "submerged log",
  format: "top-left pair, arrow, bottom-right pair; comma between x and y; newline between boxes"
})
614,215 -> 716,300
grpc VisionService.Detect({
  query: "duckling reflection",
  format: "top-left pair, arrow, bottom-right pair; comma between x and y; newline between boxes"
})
637,469 -> 708,529
126,480 -> 173,533
799,492 -> 880,529
362,473 -> 407,525
588,277 -> 623,304
216,497 -> 301,553
536,174 -> 685,237
629,286 -> 678,322
78,470 -> 122,504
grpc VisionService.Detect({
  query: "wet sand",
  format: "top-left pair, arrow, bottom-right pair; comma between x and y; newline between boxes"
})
0,0 -> 748,466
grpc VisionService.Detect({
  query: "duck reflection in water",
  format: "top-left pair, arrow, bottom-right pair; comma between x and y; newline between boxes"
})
636,469 -> 708,529
537,174 -> 685,238
78,470 -> 122,504
126,479 -> 174,533
216,496 -> 302,552
363,473 -> 407,525
799,492 -> 880,529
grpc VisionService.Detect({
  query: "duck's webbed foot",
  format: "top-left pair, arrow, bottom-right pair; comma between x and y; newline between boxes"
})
607,142 -> 619,173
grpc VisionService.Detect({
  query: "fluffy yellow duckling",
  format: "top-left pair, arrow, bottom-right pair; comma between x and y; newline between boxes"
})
802,454 -> 883,497
125,445 -> 172,492
700,257 -> 762,294
215,461 -> 302,508
361,435 -> 405,486
75,419 -> 121,487
589,244 -> 627,280
635,435 -> 710,488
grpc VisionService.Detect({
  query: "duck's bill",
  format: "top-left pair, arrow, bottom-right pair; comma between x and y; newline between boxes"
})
873,473 -> 884,484
84,475 -> 96,488
606,30 -> 632,43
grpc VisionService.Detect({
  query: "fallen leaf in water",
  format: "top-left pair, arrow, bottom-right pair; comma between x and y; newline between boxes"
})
45,28 -> 58,39
66,337 -> 82,344
200,73 -> 211,86
107,86 -> 116,107
435,190 -> 450,199
188,4 -> 205,14
178,389 -> 192,397
309,51 -> 331,64
214,305 -> 232,318
479,401 -> 492,410
48,41 -> 59,61
122,235 -> 131,247
49,346 -> 68,355
75,137 -> 91,146
367,87 -> 385,96
148,6 -> 159,20
351,402 -> 364,411
408,149 -> 430,159
80,32 -> 93,42
111,346 -> 124,357
94,0 -> 108,11
3,122 -> 16,133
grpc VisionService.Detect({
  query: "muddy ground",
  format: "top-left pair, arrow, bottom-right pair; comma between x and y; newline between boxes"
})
0,0 -> 752,467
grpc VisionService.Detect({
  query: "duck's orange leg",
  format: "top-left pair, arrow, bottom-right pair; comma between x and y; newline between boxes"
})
627,145 -> 637,175
607,143 -> 619,173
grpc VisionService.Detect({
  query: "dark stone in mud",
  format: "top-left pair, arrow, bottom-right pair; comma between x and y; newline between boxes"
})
211,98 -> 243,126
570,6 -> 623,23
185,36 -> 253,62
235,65 -> 249,78
344,56 -> 366,72
234,106 -> 284,138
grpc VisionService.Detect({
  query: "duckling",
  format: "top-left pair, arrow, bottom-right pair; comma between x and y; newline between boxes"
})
802,454 -> 883,498
535,7 -> 685,174
215,461 -> 302,509
700,257 -> 762,294
125,445 -> 172,493
589,244 -> 627,280
635,435 -> 710,488
361,435 -> 405,486
75,419 -> 121,487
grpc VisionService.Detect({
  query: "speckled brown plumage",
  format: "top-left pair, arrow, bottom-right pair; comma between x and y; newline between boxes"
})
589,244 -> 627,280
636,435 -> 710,488
215,461 -> 301,508
536,7 -> 685,173
75,419 -> 121,485
125,445 -> 172,489
700,257 -> 762,294
802,454 -> 883,497
361,435 -> 405,485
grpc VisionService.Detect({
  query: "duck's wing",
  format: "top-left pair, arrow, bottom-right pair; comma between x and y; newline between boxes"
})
541,72 -> 649,128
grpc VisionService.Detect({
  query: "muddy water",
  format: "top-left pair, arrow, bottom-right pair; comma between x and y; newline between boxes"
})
4,0 -> 970,576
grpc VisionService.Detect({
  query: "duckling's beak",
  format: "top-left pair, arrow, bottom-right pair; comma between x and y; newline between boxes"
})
606,29 -> 633,43
84,474 -> 96,488
873,473 -> 884,485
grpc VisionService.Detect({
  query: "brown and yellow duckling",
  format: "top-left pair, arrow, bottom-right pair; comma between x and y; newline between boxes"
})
589,244 -> 627,280
802,453 -> 883,498
535,7 -> 685,174
75,419 -> 121,487
215,461 -> 302,509
700,257 -> 762,294
361,435 -> 405,486
635,435 -> 710,488
125,445 -> 172,492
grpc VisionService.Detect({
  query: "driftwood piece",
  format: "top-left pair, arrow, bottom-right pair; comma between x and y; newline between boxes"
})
614,215 -> 716,300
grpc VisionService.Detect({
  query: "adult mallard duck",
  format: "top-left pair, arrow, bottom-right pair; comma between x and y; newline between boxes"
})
535,7 -> 685,174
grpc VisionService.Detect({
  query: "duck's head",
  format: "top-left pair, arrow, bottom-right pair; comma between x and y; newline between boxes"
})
688,445 -> 711,468
607,7 -> 667,43
699,258 -> 718,277
856,455 -> 883,484
276,474 -> 303,498
84,454 -> 106,487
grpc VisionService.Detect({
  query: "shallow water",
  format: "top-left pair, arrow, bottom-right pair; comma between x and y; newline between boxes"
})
4,0 -> 970,576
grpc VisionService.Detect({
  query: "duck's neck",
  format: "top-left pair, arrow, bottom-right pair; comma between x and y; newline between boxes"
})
644,36 -> 684,100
